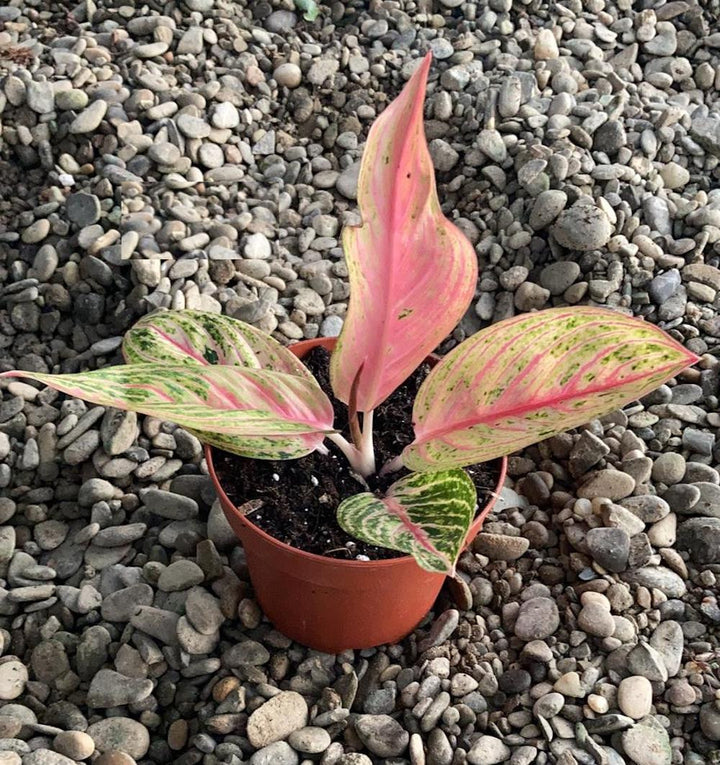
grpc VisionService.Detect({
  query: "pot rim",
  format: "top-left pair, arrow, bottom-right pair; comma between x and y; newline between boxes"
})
204,334 -> 508,571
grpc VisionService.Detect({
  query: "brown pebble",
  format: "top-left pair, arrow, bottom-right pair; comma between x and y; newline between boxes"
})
213,676 -> 241,702
94,753 -> 137,765
53,730 -> 95,759
167,719 -> 188,751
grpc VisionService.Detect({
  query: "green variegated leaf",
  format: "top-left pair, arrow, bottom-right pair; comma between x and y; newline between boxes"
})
1,364 -> 334,460
336,470 -> 476,574
402,307 -> 699,471
123,310 -> 311,377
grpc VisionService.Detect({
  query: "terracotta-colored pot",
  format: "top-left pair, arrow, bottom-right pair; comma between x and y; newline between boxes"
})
206,337 -> 507,653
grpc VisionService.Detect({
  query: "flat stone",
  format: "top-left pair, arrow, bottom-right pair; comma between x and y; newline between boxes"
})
623,567 -> 686,597
627,642 -> 669,682
70,100 -> 108,133
185,586 -> 224,635
249,741 -> 299,765
649,621 -> 683,677
621,716 -> 671,765
142,489 -> 199,520
157,559 -> 204,592
87,670 -> 153,708
101,584 -> 153,622
586,527 -> 630,572
247,691 -> 308,748
0,661 -> 27,700
467,735 -> 511,765
287,726 -> 331,754
101,409 -> 138,455
578,470 -> 635,500
87,718 -> 150,759
473,533 -> 529,561
354,715 -> 409,758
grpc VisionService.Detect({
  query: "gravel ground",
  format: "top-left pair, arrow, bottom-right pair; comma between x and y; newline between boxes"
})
1,0 -> 720,764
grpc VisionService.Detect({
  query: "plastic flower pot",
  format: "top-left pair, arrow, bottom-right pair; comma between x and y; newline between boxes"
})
205,336 -> 507,653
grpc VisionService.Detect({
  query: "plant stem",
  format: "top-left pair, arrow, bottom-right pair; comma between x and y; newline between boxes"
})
379,454 -> 403,476
359,410 -> 376,477
327,423 -> 376,478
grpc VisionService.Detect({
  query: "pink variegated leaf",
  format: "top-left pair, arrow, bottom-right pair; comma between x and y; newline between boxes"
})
330,52 -> 478,413
337,469 -> 476,574
123,310 -> 311,377
402,307 -> 699,471
1,364 -> 334,460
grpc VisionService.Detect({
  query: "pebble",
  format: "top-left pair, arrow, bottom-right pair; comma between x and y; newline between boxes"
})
621,716 -> 671,765
466,736 -> 511,765
618,676 -> 653,719
87,718 -> 150,759
551,201 -> 613,251
246,692 -> 308,748
354,715 -> 409,758
586,527 -> 630,572
514,597 -> 559,640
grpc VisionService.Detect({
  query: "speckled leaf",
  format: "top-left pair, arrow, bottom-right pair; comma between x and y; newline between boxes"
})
294,0 -> 319,21
330,52 -> 478,412
123,310 -> 310,377
337,469 -> 476,574
1,364 -> 334,459
403,307 -> 699,471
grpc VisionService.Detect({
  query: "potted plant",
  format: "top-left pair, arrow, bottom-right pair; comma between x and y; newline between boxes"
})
2,54 -> 697,652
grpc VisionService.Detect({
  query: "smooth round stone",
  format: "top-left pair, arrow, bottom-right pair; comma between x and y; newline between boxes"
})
56,89 -> 89,110
87,670 -> 153,708
660,162 -> 690,189
0,752 -> 21,765
287,726 -> 331,754
700,702 -> 720,741
185,586 -> 224,634
578,602 -> 616,637
157,560 -> 204,592
514,597 -> 559,640
274,63 -> 302,88
94,753 -> 137,765
66,193 -> 101,226
618,676 -> 653,719
553,671 -> 584,698
244,232 -> 271,259
54,730 -> 95,760
0,661 -> 28,700
199,142 -> 225,168
176,113 -> 211,138
212,102 -> 239,129
652,453 -> 686,484
148,142 -> 181,165
21,219 -> 50,243
551,202 -> 613,251
540,259 -> 579,294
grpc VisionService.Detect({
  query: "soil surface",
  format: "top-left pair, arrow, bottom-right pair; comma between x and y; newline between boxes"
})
213,346 -> 501,560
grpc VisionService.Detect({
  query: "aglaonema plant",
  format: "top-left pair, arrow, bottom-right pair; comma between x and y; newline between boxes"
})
2,53 -> 698,575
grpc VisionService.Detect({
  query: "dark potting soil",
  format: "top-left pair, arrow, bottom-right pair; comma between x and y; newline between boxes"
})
212,346 -> 501,561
